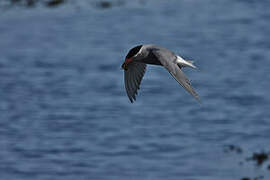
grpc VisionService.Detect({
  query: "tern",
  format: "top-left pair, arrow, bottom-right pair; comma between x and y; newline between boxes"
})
121,44 -> 200,103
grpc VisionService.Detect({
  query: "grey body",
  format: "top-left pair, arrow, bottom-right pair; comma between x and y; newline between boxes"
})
135,45 -> 177,66
122,44 -> 200,103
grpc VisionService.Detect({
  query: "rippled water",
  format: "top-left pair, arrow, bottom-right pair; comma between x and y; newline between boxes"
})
1,0 -> 270,179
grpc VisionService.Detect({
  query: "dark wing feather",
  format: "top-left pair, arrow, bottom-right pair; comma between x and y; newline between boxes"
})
124,62 -> 146,103
152,49 -> 200,102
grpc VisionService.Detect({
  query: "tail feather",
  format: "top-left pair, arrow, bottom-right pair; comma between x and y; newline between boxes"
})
176,56 -> 197,69
186,60 -> 194,64
185,60 -> 197,69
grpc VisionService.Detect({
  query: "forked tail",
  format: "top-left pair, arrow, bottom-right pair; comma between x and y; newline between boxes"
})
176,56 -> 197,69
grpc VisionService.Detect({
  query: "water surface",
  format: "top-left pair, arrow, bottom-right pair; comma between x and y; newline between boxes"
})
1,0 -> 270,179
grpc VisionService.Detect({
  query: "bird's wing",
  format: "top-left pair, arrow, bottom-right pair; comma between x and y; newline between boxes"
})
124,62 -> 147,103
152,49 -> 200,102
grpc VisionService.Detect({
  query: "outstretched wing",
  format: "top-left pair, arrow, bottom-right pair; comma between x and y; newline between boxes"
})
124,62 -> 147,103
152,49 -> 200,102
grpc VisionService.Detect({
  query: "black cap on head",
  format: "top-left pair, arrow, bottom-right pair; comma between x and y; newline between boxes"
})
125,45 -> 143,59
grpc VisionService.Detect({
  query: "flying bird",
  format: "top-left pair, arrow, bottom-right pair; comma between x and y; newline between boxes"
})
121,44 -> 200,103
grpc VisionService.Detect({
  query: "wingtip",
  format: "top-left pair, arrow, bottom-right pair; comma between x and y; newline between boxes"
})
129,97 -> 135,103
195,96 -> 202,104
191,91 -> 201,103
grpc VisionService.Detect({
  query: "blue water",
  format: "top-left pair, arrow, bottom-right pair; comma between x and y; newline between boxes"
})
1,0 -> 270,179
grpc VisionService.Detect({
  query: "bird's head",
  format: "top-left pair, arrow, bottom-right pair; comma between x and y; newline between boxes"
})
121,45 -> 143,70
